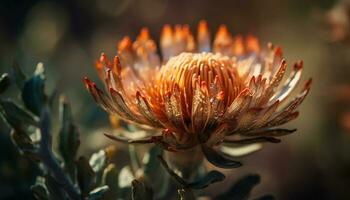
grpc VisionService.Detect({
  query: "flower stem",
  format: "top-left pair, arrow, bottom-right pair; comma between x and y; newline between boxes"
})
164,146 -> 204,180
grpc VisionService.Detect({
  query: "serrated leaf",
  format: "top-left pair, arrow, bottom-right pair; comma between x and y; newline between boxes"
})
31,184 -> 49,200
88,185 -> 109,200
131,178 -> 154,200
77,156 -> 96,197
102,164 -> 120,200
0,73 -> 10,94
187,170 -> 225,189
21,63 -> 47,115
0,99 -> 38,133
215,174 -> 261,200
11,62 -> 26,89
201,145 -> 242,169
58,96 -> 80,180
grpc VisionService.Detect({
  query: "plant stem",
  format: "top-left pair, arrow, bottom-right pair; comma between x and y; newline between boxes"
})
40,151 -> 80,200
39,106 -> 80,200
164,146 -> 204,180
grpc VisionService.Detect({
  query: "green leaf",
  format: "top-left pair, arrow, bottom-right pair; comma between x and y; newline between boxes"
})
21,63 -> 47,115
77,156 -> 96,197
0,73 -> 10,94
0,99 -> 38,133
10,61 -> 26,89
177,188 -> 195,200
31,184 -> 49,200
102,164 -> 120,200
187,170 -> 225,190
87,185 -> 109,200
131,178 -> 154,200
201,145 -> 242,169
58,96 -> 80,180
215,174 -> 261,200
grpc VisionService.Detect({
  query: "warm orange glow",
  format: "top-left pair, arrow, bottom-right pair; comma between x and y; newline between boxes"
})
84,21 -> 312,150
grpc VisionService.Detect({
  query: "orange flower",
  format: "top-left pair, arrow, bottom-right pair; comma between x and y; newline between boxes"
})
84,21 -> 311,165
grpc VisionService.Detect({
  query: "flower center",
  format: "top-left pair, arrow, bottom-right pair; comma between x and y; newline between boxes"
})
158,52 -> 241,97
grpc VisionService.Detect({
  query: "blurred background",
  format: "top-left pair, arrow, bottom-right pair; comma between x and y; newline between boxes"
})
1,0 -> 350,199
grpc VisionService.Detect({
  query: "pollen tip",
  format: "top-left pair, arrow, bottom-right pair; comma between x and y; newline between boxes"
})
96,60 -> 103,69
198,20 -> 209,40
275,46 -> 283,57
199,19 -> 207,26
305,78 -> 313,88
100,52 -> 107,62
217,24 -> 229,37
294,60 -> 304,70
118,36 -> 132,51
109,87 -> 116,94
139,27 -> 150,40
162,24 -> 172,35
246,34 -> 260,53
83,77 -> 93,88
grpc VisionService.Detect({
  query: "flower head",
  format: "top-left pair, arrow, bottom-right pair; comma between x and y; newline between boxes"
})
84,21 -> 311,162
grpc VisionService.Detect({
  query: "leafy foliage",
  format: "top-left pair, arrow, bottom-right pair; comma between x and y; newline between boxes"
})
0,62 -> 275,199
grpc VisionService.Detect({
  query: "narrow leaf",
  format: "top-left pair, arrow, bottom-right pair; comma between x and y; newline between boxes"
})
187,170 -> 225,189
104,133 -> 153,144
201,145 -> 242,169
88,185 -> 109,200
224,136 -> 281,144
77,156 -> 96,197
215,174 -> 261,200
0,99 -> 38,132
220,144 -> 262,157
58,96 -> 80,180
242,128 -> 296,137
21,63 -> 47,115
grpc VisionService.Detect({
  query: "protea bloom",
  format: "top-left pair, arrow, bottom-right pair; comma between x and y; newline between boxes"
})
84,21 -> 311,168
